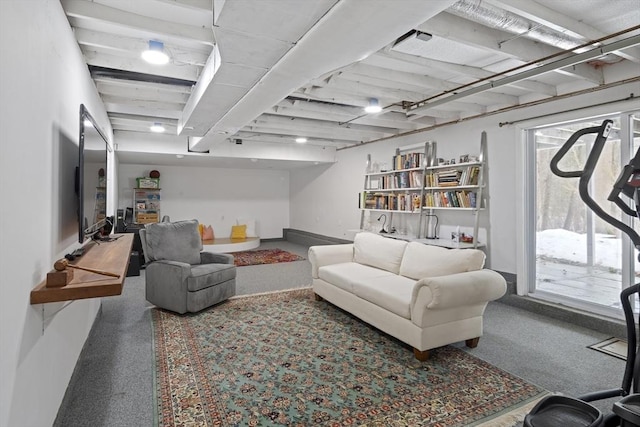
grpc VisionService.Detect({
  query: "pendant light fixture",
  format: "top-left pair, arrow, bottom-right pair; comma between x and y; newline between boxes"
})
141,40 -> 169,65
364,98 -> 382,113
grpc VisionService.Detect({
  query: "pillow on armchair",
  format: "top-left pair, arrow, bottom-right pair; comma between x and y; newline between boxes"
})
144,219 -> 202,265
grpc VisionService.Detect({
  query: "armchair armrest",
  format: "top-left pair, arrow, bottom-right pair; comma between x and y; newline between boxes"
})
410,269 -> 506,324
201,251 -> 234,265
308,244 -> 354,278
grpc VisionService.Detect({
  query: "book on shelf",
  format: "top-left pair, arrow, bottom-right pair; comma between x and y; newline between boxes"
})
423,190 -> 478,208
393,152 -> 424,170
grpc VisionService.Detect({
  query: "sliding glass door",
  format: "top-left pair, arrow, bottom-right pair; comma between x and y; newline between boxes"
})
527,111 -> 639,317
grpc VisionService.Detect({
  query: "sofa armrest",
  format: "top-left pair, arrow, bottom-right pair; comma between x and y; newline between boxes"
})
200,251 -> 234,265
308,244 -> 354,278
411,269 -> 507,322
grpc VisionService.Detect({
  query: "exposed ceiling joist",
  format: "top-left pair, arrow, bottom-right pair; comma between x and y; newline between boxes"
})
62,0 -> 214,45
59,0 -> 640,168
420,12 -> 604,84
409,34 -> 640,115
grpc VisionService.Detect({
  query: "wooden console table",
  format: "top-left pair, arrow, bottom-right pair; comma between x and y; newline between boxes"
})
30,234 -> 134,304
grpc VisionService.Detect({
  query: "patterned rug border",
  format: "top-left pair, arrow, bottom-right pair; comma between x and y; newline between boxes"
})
152,288 -> 548,426
228,287 -> 313,301
232,248 -> 305,267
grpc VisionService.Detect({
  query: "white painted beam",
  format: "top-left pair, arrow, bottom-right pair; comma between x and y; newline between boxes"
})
190,0 -> 458,151
74,28 -> 211,66
409,34 -> 640,115
255,114 -> 398,136
62,0 -> 214,45
103,102 -> 183,120
420,12 -> 604,85
273,103 -> 419,131
242,124 -> 379,143
96,82 -> 190,104
94,77 -> 193,95
81,49 -> 201,82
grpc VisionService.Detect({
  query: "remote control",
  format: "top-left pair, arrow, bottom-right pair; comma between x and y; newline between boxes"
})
71,248 -> 85,257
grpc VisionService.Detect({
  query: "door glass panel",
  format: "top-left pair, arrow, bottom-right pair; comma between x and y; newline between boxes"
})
534,117 -> 637,310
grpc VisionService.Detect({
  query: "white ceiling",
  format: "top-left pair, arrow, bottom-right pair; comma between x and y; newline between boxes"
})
61,0 -> 640,169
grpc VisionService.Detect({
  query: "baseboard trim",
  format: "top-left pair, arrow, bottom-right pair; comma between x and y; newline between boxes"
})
283,229 -> 351,247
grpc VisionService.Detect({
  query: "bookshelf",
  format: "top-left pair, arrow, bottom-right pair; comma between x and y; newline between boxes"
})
360,142 -> 431,236
360,132 -> 488,249
420,131 -> 487,248
133,188 -> 161,224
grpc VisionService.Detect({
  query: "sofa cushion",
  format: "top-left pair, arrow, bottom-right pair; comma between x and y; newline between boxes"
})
144,219 -> 203,265
353,232 -> 407,274
399,242 -> 485,280
318,262 -> 395,293
351,274 -> 415,319
187,263 -> 236,292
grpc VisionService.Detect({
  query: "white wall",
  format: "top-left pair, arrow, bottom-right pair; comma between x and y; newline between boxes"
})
290,81 -> 640,273
118,164 -> 290,238
0,2 -> 114,426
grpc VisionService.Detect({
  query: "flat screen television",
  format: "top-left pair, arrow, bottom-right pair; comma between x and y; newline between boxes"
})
78,104 -> 111,243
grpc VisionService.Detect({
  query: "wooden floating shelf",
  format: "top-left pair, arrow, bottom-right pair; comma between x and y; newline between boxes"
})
30,234 -> 134,304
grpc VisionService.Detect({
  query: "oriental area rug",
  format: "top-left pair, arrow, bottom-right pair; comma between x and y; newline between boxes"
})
232,248 -> 305,267
151,289 -> 547,427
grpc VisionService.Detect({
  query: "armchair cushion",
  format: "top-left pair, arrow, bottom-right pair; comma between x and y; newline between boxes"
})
187,263 -> 236,292
144,219 -> 203,265
200,251 -> 234,265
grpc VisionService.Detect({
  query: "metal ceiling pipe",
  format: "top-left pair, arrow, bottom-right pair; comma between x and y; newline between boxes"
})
448,0 -> 585,50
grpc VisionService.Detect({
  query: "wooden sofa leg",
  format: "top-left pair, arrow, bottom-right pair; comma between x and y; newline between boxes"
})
466,337 -> 480,348
413,348 -> 430,361
313,293 -> 324,301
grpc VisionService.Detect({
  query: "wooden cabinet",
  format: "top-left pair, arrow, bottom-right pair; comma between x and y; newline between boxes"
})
133,188 -> 161,224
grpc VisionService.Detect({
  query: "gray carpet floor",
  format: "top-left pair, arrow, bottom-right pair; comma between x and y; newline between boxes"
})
54,241 -> 626,426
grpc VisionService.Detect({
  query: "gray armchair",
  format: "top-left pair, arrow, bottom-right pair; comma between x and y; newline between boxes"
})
139,219 -> 236,314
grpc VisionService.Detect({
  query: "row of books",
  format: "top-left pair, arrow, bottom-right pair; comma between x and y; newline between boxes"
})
425,166 -> 481,187
424,191 -> 477,208
363,192 -> 422,211
393,152 -> 424,170
372,171 -> 424,189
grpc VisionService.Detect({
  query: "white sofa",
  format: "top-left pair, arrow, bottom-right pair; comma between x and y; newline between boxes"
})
308,232 -> 507,361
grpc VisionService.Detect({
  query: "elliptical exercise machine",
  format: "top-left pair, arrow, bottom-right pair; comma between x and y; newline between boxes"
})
524,119 -> 640,427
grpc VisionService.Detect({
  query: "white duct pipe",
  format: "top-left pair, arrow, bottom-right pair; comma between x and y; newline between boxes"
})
448,0 -> 585,50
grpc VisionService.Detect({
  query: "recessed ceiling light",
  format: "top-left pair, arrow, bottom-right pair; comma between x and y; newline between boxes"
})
141,40 -> 169,65
150,123 -> 165,133
295,137 -> 307,143
176,154 -> 184,159
364,98 -> 382,114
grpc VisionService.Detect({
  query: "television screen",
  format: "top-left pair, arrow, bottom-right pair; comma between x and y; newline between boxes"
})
78,104 -> 111,243
55,129 -> 79,252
